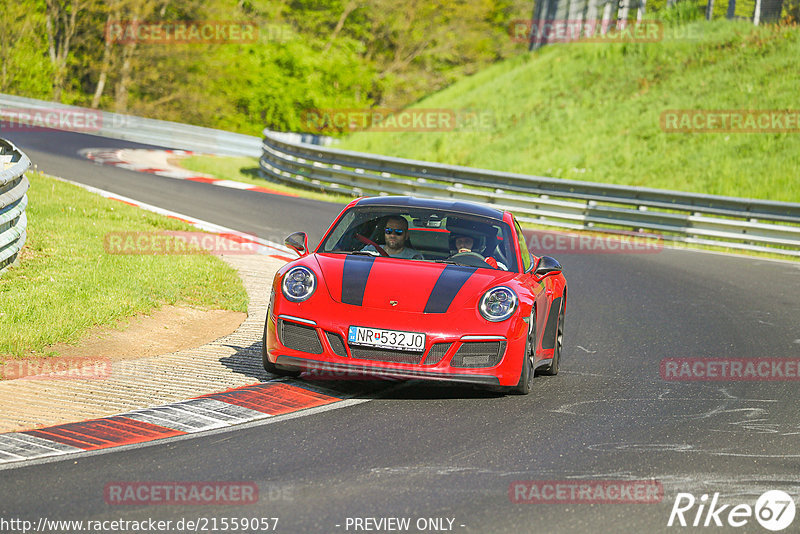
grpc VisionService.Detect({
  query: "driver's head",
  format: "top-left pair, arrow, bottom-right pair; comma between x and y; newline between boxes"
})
453,234 -> 474,253
384,216 -> 408,250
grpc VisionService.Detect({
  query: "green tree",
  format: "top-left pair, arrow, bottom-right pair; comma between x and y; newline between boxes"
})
0,0 -> 52,96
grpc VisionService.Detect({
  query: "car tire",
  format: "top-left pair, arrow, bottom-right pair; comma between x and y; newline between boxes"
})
262,314 -> 302,378
539,296 -> 564,376
508,309 -> 535,395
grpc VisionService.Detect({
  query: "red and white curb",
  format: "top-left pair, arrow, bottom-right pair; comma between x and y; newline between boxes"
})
0,175 -> 396,468
79,148 -> 297,197
0,380 -> 366,466
52,175 -> 298,262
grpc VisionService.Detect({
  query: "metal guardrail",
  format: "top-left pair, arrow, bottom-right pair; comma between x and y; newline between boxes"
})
0,93 -> 334,157
260,130 -> 800,257
0,139 -> 31,274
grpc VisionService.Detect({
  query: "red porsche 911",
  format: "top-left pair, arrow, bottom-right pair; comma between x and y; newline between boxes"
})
263,196 -> 567,394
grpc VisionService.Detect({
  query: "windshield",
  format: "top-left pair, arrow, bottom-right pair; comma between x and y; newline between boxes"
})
318,205 -> 519,272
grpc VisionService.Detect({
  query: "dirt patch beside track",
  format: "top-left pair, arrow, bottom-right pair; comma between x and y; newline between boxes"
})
21,306 -> 247,363
0,254 -> 285,433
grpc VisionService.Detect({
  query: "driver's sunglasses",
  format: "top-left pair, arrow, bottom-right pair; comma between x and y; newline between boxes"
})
384,227 -> 405,236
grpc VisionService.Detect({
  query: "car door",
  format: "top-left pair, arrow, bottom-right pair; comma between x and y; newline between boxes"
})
513,218 -> 551,362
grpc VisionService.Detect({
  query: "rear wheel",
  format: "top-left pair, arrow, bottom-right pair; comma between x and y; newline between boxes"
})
508,309 -> 536,395
262,313 -> 301,378
539,297 -> 564,376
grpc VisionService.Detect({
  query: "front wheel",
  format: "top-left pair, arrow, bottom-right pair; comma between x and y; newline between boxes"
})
508,310 -> 535,395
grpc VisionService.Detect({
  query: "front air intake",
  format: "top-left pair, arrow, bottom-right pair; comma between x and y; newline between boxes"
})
449,341 -> 506,368
278,320 -> 323,354
423,343 -> 452,365
325,332 -> 348,357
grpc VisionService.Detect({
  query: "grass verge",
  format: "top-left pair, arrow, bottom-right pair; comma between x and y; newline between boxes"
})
338,21 -> 800,203
0,172 -> 249,359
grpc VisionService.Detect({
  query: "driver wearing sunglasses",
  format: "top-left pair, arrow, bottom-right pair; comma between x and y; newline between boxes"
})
362,216 -> 421,259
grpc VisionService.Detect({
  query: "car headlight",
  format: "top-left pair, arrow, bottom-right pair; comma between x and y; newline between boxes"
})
479,286 -> 518,322
281,266 -> 316,302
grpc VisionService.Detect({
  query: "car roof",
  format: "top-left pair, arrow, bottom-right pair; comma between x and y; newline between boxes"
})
354,196 -> 506,221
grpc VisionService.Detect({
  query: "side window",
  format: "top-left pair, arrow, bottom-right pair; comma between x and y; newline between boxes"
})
515,220 -> 532,272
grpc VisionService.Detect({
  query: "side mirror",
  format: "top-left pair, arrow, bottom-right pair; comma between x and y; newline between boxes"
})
285,232 -> 309,257
533,256 -> 562,278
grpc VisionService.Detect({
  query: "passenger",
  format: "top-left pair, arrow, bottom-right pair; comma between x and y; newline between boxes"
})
449,232 -> 505,269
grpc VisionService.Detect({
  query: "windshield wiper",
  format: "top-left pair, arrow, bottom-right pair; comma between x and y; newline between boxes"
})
345,250 -> 379,256
323,250 -> 378,256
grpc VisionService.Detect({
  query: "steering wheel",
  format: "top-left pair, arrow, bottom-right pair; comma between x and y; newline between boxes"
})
354,233 -> 389,257
447,251 -> 491,268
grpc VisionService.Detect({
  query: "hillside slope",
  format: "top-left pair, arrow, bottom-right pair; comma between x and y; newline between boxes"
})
339,21 -> 800,202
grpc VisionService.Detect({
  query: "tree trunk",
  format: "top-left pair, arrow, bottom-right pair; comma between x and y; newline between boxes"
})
528,0 -> 541,51
601,0 -> 614,34
753,0 -> 761,23
114,41 -> 136,113
45,0 -> 81,102
92,71 -> 108,109
706,0 -> 715,19
323,0 -> 358,53
567,0 -> 586,40
726,0 -> 736,18
92,13 -> 114,108
585,0 -> 601,37
618,0 -> 630,28
0,13 -> 9,90
637,0 -> 647,21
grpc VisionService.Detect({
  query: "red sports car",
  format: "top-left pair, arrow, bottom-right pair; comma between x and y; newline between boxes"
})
263,196 -> 566,394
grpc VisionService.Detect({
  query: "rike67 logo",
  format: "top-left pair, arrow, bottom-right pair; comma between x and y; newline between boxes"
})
668,491 -> 796,531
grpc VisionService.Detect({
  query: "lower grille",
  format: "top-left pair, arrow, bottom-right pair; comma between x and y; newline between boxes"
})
423,343 -> 452,365
279,320 -> 323,354
348,345 -> 423,364
449,341 -> 506,368
326,332 -> 348,357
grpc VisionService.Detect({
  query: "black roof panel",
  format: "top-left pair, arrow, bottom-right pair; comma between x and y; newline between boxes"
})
355,196 -> 505,220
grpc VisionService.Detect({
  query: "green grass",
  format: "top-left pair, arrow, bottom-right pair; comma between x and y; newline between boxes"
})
338,20 -> 800,203
0,173 -> 248,359
179,155 -> 352,204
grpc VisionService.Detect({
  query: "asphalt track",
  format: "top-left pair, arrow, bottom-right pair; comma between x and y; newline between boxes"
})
2,129 -> 800,533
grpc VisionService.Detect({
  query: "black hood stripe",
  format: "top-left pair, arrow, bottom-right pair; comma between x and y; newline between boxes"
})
341,255 -> 375,306
424,265 -> 478,314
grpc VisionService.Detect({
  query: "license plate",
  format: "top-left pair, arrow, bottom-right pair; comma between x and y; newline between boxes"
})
348,326 -> 425,352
